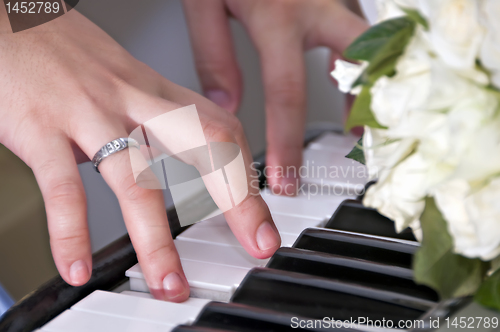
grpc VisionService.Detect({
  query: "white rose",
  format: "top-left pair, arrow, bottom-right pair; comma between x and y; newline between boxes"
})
330,60 -> 367,94
434,178 -> 500,260
382,112 -> 465,192
390,86 -> 496,164
370,64 -> 429,128
376,0 -> 417,22
369,32 -> 432,128
363,126 -> 417,182
425,61 -> 488,110
479,0 -> 500,88
363,152 -> 431,233
419,0 -> 484,70
370,36 -> 487,129
453,115 -> 500,183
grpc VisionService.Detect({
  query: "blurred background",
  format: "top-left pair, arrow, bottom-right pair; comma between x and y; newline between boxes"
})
0,0 -> 377,312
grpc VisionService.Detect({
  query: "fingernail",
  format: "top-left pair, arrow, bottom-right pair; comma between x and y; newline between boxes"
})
163,272 -> 188,300
205,89 -> 231,109
256,221 -> 280,251
70,260 -> 89,286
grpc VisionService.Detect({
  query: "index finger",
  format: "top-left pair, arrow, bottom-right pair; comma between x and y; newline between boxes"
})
202,122 -> 282,259
258,38 -> 307,197
126,92 -> 282,260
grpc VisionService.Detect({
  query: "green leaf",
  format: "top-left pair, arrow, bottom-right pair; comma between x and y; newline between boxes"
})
365,26 -> 415,83
414,197 -> 489,299
344,17 -> 415,88
365,52 -> 400,82
401,8 -> 429,30
344,17 -> 415,62
475,268 -> 500,311
345,136 -> 365,165
343,17 -> 417,130
345,86 -> 386,132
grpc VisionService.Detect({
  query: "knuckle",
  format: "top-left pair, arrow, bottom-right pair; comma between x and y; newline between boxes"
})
107,155 -> 162,203
195,59 -> 234,79
266,80 -> 305,109
47,181 -> 84,206
202,120 -> 235,144
39,158 -> 84,205
120,175 -> 151,203
226,115 -> 244,135
51,232 -> 88,249
252,0 -> 300,27
142,241 -> 177,262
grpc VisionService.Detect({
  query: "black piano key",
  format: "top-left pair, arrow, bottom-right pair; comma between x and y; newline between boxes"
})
231,268 -> 429,322
267,247 -> 439,302
325,200 -> 417,241
293,228 -> 417,269
193,302 -> 355,332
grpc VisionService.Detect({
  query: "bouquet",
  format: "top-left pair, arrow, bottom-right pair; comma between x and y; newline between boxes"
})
332,0 -> 500,310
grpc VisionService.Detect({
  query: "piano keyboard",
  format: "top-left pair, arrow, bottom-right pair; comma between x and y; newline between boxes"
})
36,291 -> 210,332
29,132 -> 471,332
125,132 -> 357,302
127,191 -> 347,302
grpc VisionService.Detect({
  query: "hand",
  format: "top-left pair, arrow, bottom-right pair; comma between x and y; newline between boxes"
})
182,0 -> 368,195
0,7 -> 280,301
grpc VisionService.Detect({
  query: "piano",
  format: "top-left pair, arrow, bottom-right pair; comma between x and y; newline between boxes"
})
0,128 -> 497,332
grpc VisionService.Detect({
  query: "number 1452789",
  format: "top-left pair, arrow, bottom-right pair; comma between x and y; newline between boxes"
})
445,316 -> 498,329
5,1 -> 60,14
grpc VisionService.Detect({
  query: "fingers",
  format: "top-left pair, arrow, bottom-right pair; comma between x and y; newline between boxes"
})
128,91 -> 281,259
72,113 -> 189,302
249,1 -> 368,197
226,194 -> 281,259
100,149 -> 189,302
257,37 -> 307,196
182,0 -> 242,114
203,122 -> 281,259
30,134 -> 91,287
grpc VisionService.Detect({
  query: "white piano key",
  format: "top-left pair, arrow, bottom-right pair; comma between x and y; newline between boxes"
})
306,132 -> 359,153
120,290 -> 154,299
41,309 -> 174,332
126,263 -> 146,279
301,148 -> 367,193
127,260 -> 249,302
182,260 -> 249,301
272,213 -> 325,234
175,239 -> 268,269
261,188 -> 348,221
178,224 -> 299,248
119,291 -> 211,309
126,187 -> 347,302
71,291 -> 206,327
176,214 -> 237,244
176,213 -> 320,248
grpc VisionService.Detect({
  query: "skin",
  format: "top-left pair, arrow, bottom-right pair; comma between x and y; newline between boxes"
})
182,0 -> 368,195
0,1 -> 367,301
0,6 -> 280,302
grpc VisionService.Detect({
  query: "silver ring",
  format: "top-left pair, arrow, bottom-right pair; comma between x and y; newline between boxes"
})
92,138 -> 140,173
